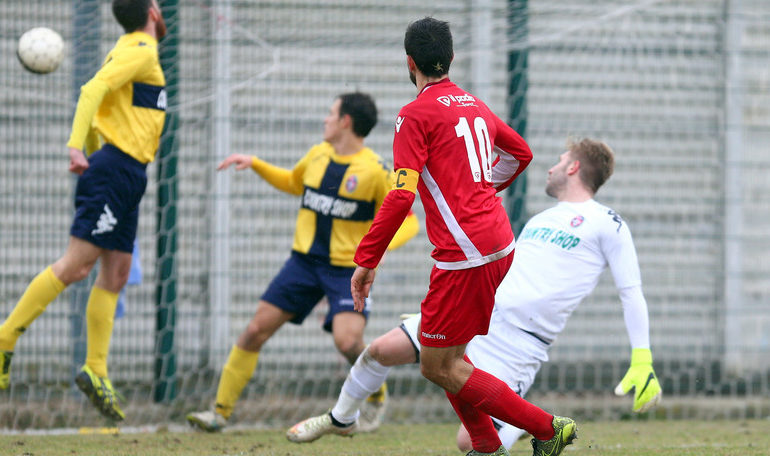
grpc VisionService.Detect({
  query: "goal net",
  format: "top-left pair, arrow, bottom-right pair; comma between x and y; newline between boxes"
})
0,0 -> 769,431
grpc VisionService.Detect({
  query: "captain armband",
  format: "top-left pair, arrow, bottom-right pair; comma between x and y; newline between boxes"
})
393,168 -> 419,194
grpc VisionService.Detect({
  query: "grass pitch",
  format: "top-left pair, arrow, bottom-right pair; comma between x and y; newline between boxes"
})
0,419 -> 768,455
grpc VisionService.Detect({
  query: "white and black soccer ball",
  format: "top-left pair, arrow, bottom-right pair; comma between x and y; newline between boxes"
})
17,27 -> 65,74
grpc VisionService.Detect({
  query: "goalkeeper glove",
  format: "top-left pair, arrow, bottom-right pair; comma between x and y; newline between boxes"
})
614,348 -> 662,413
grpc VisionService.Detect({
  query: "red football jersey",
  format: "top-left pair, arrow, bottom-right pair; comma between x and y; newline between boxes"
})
396,79 -> 532,269
354,78 -> 532,270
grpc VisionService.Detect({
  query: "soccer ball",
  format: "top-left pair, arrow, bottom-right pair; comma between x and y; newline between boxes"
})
17,27 -> 65,74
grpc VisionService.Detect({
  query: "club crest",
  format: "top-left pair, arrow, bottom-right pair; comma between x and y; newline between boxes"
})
570,215 -> 584,227
345,175 -> 358,193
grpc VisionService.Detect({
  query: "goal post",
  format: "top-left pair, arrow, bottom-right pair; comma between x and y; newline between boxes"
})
154,0 -> 180,404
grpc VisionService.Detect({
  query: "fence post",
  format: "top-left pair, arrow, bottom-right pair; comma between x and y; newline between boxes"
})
506,0 -> 529,236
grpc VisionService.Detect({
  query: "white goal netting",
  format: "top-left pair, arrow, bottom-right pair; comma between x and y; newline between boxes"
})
0,0 -> 768,430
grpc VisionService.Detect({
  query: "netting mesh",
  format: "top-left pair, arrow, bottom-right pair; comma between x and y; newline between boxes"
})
0,0 -> 769,430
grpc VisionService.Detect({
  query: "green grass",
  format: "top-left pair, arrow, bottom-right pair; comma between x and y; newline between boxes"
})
0,420 -> 768,455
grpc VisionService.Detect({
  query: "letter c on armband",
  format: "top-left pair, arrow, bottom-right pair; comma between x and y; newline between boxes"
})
394,168 -> 419,194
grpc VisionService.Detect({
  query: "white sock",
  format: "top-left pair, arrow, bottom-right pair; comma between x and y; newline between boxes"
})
331,346 -> 391,423
499,423 -> 527,450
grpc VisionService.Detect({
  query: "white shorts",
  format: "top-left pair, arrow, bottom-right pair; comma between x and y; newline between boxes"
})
401,308 -> 551,430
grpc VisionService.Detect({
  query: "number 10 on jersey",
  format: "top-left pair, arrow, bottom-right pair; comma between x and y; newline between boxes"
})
455,116 -> 492,183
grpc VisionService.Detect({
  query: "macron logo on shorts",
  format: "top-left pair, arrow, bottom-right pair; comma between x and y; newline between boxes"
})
91,204 -> 118,235
421,331 -> 446,340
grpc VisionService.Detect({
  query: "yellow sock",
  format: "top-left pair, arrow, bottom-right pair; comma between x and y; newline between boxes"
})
0,266 -> 66,351
85,286 -> 119,378
214,345 -> 259,419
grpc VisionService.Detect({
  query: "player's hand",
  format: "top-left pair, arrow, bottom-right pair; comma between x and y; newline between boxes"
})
68,147 -> 89,175
614,348 -> 662,413
351,266 -> 376,312
217,153 -> 254,171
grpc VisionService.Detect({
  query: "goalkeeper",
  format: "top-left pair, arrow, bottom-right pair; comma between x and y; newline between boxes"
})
287,138 -> 662,451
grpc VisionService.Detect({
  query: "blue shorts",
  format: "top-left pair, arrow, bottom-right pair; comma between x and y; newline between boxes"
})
70,144 -> 147,253
261,252 -> 370,332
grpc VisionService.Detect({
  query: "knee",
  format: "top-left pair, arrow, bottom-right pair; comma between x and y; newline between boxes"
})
105,266 -> 130,290
456,425 -> 473,452
419,360 -> 445,385
367,338 -> 387,363
238,321 -> 269,351
334,335 -> 364,362
71,264 -> 95,284
368,337 -> 394,366
52,255 -> 96,285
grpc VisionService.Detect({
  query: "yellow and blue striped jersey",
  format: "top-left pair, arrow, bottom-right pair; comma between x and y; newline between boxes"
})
67,31 -> 165,163
253,142 -> 415,268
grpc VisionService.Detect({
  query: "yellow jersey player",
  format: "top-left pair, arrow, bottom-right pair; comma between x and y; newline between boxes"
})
186,92 -> 419,432
0,0 -> 167,422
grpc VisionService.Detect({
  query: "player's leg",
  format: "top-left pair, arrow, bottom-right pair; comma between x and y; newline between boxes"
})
189,253 -> 321,431
187,300 -> 292,432
85,248 -> 132,378
221,301 -> 292,412
0,236 -> 100,389
72,147 -> 148,420
421,256 -> 568,454
421,345 -> 505,453
74,247 -> 130,418
287,317 -> 419,442
417,263 -> 503,454
431,346 -> 556,444
330,311 -> 366,364
319,261 -> 389,432
457,422 -> 527,453
75,248 -> 131,422
456,309 -> 549,451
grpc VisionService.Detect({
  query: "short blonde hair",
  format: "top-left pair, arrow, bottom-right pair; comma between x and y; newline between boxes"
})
568,138 -> 615,193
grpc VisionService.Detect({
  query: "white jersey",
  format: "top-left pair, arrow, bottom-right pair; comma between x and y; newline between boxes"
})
498,199 -> 642,342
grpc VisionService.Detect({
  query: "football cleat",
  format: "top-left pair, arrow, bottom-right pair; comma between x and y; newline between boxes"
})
358,382 -> 388,433
531,415 -> 578,456
186,410 -> 227,432
75,365 -> 125,421
0,351 -> 13,390
286,412 -> 357,443
465,445 -> 510,456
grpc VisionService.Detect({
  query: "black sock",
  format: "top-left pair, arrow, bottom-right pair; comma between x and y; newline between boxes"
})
329,412 -> 352,428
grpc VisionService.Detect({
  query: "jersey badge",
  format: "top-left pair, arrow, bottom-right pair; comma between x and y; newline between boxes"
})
345,175 -> 358,193
570,215 -> 584,227
395,116 -> 405,133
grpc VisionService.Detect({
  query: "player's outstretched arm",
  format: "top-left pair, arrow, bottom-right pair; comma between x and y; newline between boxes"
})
216,153 -> 254,170
217,153 -> 300,195
614,348 -> 662,413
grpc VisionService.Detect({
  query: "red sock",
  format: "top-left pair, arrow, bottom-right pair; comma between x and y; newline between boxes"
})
456,367 -> 555,441
445,390 -> 501,453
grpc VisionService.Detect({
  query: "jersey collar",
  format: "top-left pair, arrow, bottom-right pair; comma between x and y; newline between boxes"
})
418,77 -> 452,97
121,31 -> 158,47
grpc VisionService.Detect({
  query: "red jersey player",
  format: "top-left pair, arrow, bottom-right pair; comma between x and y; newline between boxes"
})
351,18 -> 577,456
